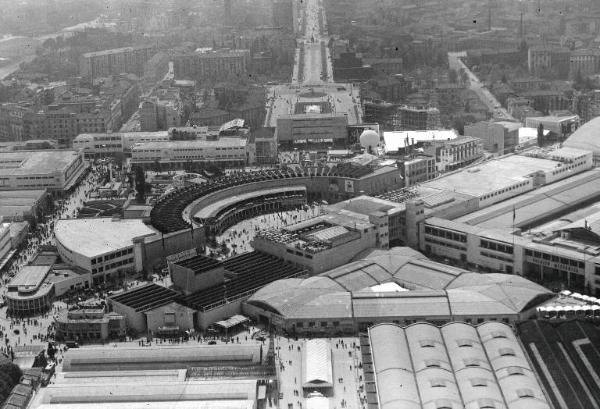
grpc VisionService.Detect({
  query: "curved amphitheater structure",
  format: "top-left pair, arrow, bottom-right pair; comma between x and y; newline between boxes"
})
150,165 -> 400,236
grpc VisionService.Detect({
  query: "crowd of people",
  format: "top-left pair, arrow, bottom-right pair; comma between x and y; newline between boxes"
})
0,162 -> 112,352
206,204 -> 323,258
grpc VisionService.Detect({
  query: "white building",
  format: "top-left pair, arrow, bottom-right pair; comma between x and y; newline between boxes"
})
130,138 -> 254,169
426,136 -> 483,172
0,150 -> 87,194
54,218 -> 158,285
383,130 -> 459,155
73,131 -> 170,158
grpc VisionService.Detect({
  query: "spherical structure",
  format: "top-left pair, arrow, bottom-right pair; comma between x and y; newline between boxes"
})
360,130 -> 379,150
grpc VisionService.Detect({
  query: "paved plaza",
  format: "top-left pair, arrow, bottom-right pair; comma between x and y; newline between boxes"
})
207,205 -> 324,257
275,336 -> 366,409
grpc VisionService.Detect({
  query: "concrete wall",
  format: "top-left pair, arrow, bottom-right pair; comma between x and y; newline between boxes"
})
145,304 -> 195,333
53,272 -> 92,297
141,227 -> 206,272
465,122 -> 505,154
109,300 -> 146,333
170,264 -> 225,295
56,237 -> 92,273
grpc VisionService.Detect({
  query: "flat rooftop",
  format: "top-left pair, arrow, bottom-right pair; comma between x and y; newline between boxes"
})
0,150 -> 81,176
455,169 -> 600,230
8,265 -> 51,290
328,195 -> 403,216
266,83 -> 361,127
424,154 -> 562,197
54,218 -> 157,257
34,401 -> 255,409
62,345 -> 261,371
47,268 -> 88,284
131,138 -> 246,151
286,212 -> 372,233
75,131 -> 169,141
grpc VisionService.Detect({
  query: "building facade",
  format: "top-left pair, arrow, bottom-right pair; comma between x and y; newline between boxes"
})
54,308 -> 126,342
395,106 -> 441,131
73,131 -> 170,158
80,45 -> 156,79
0,150 -> 87,194
464,121 -> 519,155
528,46 -> 571,78
400,155 -> 437,187
173,49 -> 250,81
54,218 -> 157,285
130,138 -> 253,169
424,136 -> 483,172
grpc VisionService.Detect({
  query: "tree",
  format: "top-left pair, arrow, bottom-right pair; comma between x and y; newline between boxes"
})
537,123 -> 545,147
464,100 -> 471,113
134,166 -> 146,203
574,69 -> 584,90
32,351 -> 48,368
0,358 -> 22,405
453,117 -> 465,135
448,69 -> 458,84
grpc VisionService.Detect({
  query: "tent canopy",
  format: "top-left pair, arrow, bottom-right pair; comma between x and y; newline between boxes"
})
303,339 -> 333,388
215,315 -> 249,329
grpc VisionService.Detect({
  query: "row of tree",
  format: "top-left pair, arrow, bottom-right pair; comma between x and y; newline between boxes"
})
0,357 -> 22,407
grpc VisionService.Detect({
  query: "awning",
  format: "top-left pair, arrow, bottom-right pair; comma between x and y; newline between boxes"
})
157,326 -> 180,333
303,339 -> 333,388
215,315 -> 249,329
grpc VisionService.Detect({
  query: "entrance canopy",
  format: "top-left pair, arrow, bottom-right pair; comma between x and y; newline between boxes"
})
303,339 -> 333,388
215,315 -> 249,329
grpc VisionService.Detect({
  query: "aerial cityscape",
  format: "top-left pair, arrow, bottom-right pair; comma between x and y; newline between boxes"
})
0,0 -> 600,408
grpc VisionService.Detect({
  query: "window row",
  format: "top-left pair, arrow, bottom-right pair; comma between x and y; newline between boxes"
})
91,248 -> 134,264
425,237 -> 467,252
480,239 -> 513,254
480,181 -> 529,200
92,257 -> 134,274
425,226 -> 467,243
524,249 -> 584,268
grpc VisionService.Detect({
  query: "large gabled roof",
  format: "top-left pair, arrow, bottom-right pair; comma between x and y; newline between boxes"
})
564,116 -> 600,152
247,247 -> 554,320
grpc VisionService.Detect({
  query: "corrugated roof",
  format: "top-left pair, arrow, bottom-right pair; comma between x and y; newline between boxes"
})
367,322 -> 550,409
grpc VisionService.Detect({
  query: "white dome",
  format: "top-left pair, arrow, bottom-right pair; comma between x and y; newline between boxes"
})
360,129 -> 379,149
